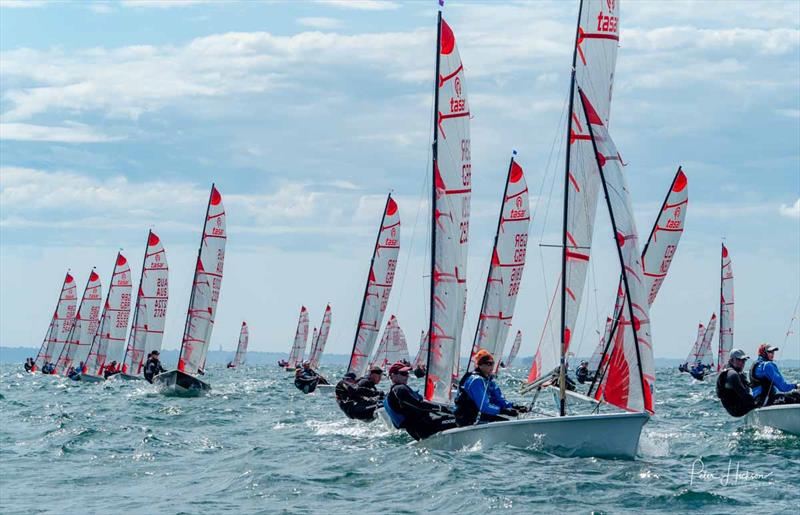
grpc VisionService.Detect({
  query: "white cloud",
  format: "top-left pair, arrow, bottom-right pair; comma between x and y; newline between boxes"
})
780,199 -> 800,219
297,17 -> 343,30
0,122 -> 121,143
0,0 -> 46,8
121,0 -> 211,8
313,0 -> 399,11
776,108 -> 800,118
88,2 -> 113,14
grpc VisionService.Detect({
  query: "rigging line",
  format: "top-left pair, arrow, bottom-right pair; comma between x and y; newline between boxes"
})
784,294 -> 800,346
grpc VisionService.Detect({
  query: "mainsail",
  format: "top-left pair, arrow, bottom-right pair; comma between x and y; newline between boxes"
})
718,244 -> 734,370
469,157 -> 530,374
55,270 -> 102,374
287,306 -> 309,368
34,272 -> 77,370
696,314 -> 717,366
177,184 -> 227,376
122,231 -> 169,375
311,305 -> 332,370
85,253 -> 133,375
581,89 -> 654,414
425,14 -> 471,404
347,195 -> 400,377
587,317 -> 613,377
232,321 -> 249,368
413,330 -> 427,370
527,0 -> 620,390
684,322 -> 706,366
370,315 -> 410,370
504,330 -> 523,369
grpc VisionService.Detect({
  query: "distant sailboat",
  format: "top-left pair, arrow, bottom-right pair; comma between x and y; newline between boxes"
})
308,305 -> 332,371
119,231 -> 169,381
54,269 -> 102,376
227,321 -> 249,369
717,243 -> 734,370
346,194 -> 400,378
680,314 -> 715,380
369,315 -> 410,371
285,306 -> 309,369
81,253 -> 133,382
154,184 -> 226,395
33,271 -> 77,373
502,330 -> 522,370
412,330 -> 427,378
468,156 -> 530,376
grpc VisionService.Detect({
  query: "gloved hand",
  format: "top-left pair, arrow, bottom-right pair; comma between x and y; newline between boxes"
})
500,407 -> 519,417
437,404 -> 454,414
513,404 -> 529,413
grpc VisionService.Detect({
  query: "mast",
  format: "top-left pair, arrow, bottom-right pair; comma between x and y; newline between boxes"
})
469,155 -> 516,369
178,184 -> 215,368
123,232 -> 151,371
581,87 -> 648,410
557,0 -> 586,417
425,9 -> 444,390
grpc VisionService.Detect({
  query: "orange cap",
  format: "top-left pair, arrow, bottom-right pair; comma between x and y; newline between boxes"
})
473,349 -> 494,365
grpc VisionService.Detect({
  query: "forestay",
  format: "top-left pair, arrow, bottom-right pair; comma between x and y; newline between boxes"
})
309,305 -> 331,370
347,195 -> 400,377
288,306 -> 309,368
232,321 -> 249,368
123,231 -> 168,375
528,0 -> 620,386
504,330 -> 522,369
86,253 -> 133,375
56,270 -> 102,374
469,158 -> 530,374
582,89 -> 654,414
426,15 -> 471,404
178,185 -> 226,376
718,244 -> 734,370
35,272 -> 77,370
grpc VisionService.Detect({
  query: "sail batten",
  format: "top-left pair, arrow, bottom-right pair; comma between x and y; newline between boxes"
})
177,185 -> 226,376
347,195 -> 400,377
34,272 -> 78,370
426,14 -> 471,403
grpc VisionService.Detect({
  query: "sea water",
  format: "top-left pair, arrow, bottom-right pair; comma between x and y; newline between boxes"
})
1,364 -> 797,514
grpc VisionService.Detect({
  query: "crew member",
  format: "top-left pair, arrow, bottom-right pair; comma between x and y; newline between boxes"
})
576,361 -> 590,384
144,351 -> 166,383
716,349 -> 756,417
294,361 -> 320,394
750,344 -> 800,406
103,361 -> 120,379
24,358 -> 34,373
42,362 -> 56,374
335,367 -> 384,421
453,349 -> 527,427
383,361 -> 457,440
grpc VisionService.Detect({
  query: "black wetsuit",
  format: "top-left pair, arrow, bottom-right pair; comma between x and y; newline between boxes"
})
294,368 -> 320,394
386,383 -> 457,440
144,357 -> 166,383
335,377 -> 382,421
576,365 -> 589,384
716,367 -> 756,417
24,361 -> 33,373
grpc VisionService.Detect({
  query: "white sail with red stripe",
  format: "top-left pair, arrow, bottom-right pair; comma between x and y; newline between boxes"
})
504,330 -> 522,369
469,157 -> 530,374
426,14 -> 471,404
413,330 -> 427,369
55,270 -> 102,374
122,231 -> 169,375
718,244 -> 734,370
85,253 -> 133,375
695,314 -> 717,366
581,89 -> 654,414
288,306 -> 309,368
587,317 -> 613,377
527,0 -> 620,387
231,321 -> 249,368
178,184 -> 226,376
347,195 -> 400,377
370,315 -> 410,370
684,322 -> 705,366
34,272 -> 78,370
309,305 -> 332,370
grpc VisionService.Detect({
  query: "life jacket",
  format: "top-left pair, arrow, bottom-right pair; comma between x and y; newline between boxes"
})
383,392 -> 405,429
454,371 -> 482,426
749,360 -> 771,392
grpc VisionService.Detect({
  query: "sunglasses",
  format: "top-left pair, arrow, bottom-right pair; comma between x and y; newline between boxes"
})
481,361 -> 494,366
397,371 -> 409,376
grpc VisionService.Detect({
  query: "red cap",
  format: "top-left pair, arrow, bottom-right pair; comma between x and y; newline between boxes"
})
389,362 -> 412,375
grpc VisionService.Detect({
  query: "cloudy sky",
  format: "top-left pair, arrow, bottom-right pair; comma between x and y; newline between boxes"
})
1,0 -> 798,362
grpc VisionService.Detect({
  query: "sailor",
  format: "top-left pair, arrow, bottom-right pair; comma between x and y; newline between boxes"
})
576,360 -> 590,384
412,364 -> 426,378
678,363 -> 689,373
227,361 -> 235,369
750,344 -> 800,407
42,362 -> 55,374
294,361 -> 320,394
335,372 -> 359,415
103,361 -> 120,379
453,349 -> 527,427
144,351 -> 166,383
24,358 -> 34,373
67,364 -> 80,380
384,361 -> 457,440
356,366 -> 385,398
335,367 -> 384,421
715,349 -> 756,417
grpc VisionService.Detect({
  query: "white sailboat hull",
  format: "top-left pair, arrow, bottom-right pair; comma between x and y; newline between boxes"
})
111,373 -> 144,382
746,404 -> 800,436
75,373 -> 105,383
418,411 -> 649,459
375,407 -> 399,431
153,370 -> 210,397
316,384 -> 334,391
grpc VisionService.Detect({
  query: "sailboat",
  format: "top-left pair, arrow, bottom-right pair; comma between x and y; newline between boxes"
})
118,231 -> 169,381
369,315 -> 410,371
679,314 -> 715,380
717,243 -> 734,370
227,321 -> 249,369
467,156 -> 530,376
345,194 -> 400,378
80,253 -> 133,382
501,330 -> 522,370
153,184 -> 226,395
412,330 -> 427,378
295,305 -> 333,393
422,2 -> 655,459
284,306 -> 309,370
54,269 -> 102,376
33,271 -> 77,373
